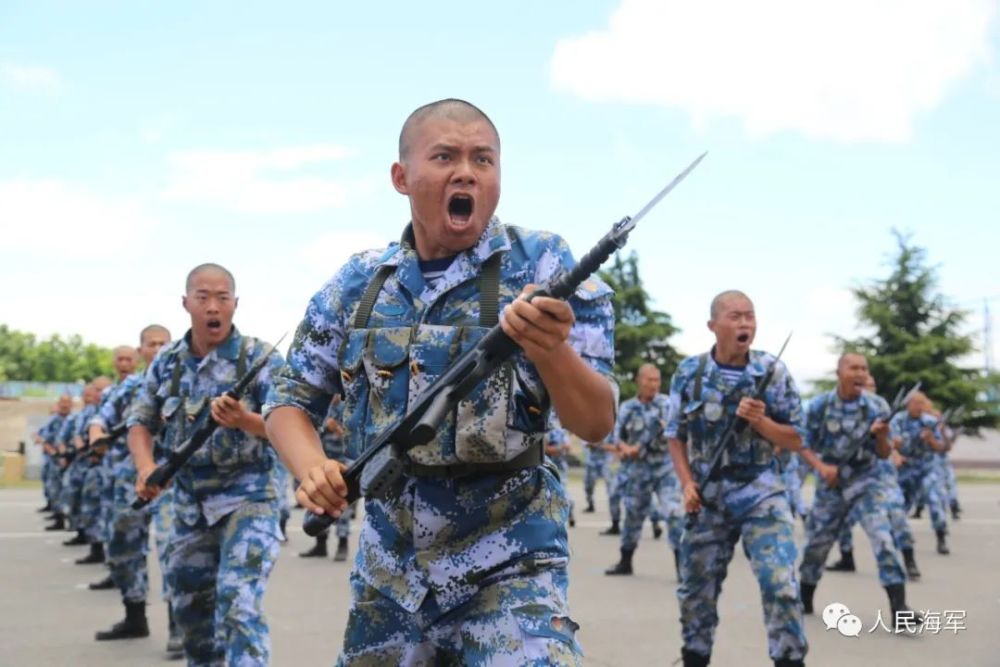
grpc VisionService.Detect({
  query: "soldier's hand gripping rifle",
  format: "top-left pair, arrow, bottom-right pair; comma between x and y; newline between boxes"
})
61,421 -> 129,463
302,153 -> 707,537
832,382 -> 922,481
685,332 -> 792,529
131,337 -> 284,510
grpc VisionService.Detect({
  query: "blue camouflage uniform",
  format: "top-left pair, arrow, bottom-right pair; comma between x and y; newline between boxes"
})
666,349 -> 807,663
58,405 -> 97,527
317,400 -> 354,540
39,414 -> 70,507
92,372 -> 157,604
127,327 -> 284,666
616,394 -> 683,553
836,455 -> 914,556
891,411 -> 947,533
265,219 -> 616,666
778,451 -> 807,519
545,412 -> 575,523
582,437 -> 613,511
798,391 -> 906,588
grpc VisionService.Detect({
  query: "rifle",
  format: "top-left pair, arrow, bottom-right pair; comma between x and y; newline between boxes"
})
62,421 -> 129,462
131,336 -> 284,510
832,382 -> 922,481
302,153 -> 707,537
685,333 -> 792,529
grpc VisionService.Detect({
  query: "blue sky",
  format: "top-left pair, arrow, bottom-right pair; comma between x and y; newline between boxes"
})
2,0 -> 998,388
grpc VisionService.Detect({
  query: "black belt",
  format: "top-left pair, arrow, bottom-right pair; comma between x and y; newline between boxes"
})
406,443 -> 544,479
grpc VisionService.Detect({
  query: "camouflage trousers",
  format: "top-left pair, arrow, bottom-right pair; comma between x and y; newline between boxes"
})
108,467 -> 151,603
899,463 -> 948,532
837,474 -> 913,554
169,501 -> 280,667
337,561 -> 581,666
781,459 -> 808,519
99,457 -> 115,543
554,457 -> 574,515
152,486 -> 176,601
938,457 -> 959,505
80,462 -> 109,543
42,457 -> 62,505
678,493 -> 806,661
621,457 -> 683,551
609,461 -> 662,525
583,451 -> 613,508
801,473 -> 905,587
59,457 -> 89,528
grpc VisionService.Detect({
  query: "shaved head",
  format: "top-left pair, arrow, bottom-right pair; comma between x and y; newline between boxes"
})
710,290 -> 753,321
186,263 -> 235,294
139,324 -> 170,345
398,98 -> 499,162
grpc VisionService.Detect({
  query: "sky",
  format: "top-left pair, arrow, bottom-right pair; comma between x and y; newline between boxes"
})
2,0 -> 999,390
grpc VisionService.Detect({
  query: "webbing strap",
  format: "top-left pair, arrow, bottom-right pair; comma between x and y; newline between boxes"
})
476,253 -> 502,327
354,264 -> 395,329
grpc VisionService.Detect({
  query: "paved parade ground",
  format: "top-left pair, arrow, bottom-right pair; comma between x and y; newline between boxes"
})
2,478 -> 998,667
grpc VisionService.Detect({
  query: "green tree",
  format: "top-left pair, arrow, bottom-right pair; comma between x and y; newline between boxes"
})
599,252 -> 682,398
835,231 -> 996,432
0,325 -> 114,382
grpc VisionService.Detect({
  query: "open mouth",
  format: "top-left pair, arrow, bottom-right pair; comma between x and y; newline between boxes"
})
207,319 -> 223,333
736,333 -> 751,344
447,194 -> 474,226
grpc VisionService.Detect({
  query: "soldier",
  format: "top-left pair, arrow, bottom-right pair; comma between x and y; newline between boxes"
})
300,396 -> 355,561
605,364 -> 683,577
545,412 -> 576,528
582,435 -> 614,515
265,98 -> 616,665
90,325 -> 172,644
891,392 -> 950,554
666,290 -> 807,667
59,380 -> 109,546
798,353 -> 920,629
128,264 -> 285,665
39,395 -> 73,530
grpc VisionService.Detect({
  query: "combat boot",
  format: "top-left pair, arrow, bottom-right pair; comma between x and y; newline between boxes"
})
885,583 -> 923,632
45,514 -> 66,531
166,604 -> 183,659
279,517 -> 288,543
76,542 -> 105,564
652,521 -> 663,539
95,601 -> 150,640
583,500 -> 595,513
333,536 -> 349,562
63,531 -> 89,546
604,548 -> 634,575
673,548 -> 681,580
902,548 -> 921,580
299,535 -> 328,558
911,505 -> 923,519
936,529 -> 949,555
950,500 -> 961,520
89,574 -> 115,590
38,502 -> 53,513
773,659 -> 804,667
800,582 -> 816,615
826,549 -> 856,572
600,520 -> 620,536
681,647 -> 711,666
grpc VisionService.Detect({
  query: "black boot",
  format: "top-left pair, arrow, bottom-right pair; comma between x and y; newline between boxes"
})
45,514 -> 66,531
63,531 -> 89,546
279,517 -> 288,543
652,521 -> 663,539
600,520 -> 620,536
333,536 -> 349,562
774,659 -> 805,667
604,548 -> 634,575
299,535 -> 328,558
902,548 -> 921,580
800,582 -> 816,615
681,647 -> 711,667
95,601 -> 150,640
673,548 -> 681,580
76,542 -> 105,564
166,604 -> 183,659
950,501 -> 961,520
38,502 -> 53,513
885,583 -> 923,632
583,500 -> 595,513
826,549 -> 856,572
89,574 -> 115,590
911,505 -> 923,519
936,529 -> 950,555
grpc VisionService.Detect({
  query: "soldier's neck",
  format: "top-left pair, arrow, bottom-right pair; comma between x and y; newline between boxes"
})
712,345 -> 748,367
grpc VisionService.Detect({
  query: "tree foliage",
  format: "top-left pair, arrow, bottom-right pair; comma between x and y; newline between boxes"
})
834,231 -> 996,432
0,325 -> 115,382
599,252 -> 682,398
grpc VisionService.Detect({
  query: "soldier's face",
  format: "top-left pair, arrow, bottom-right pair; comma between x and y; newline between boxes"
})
391,117 -> 500,259
708,296 -> 756,353
836,354 -> 869,399
113,349 -> 137,377
636,368 -> 661,400
907,395 -> 925,418
138,329 -> 171,365
56,396 -> 72,415
183,270 -> 237,349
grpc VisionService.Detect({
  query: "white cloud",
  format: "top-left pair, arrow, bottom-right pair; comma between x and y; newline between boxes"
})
550,0 -> 997,142
0,180 -> 159,258
0,61 -> 61,92
163,144 -> 375,214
